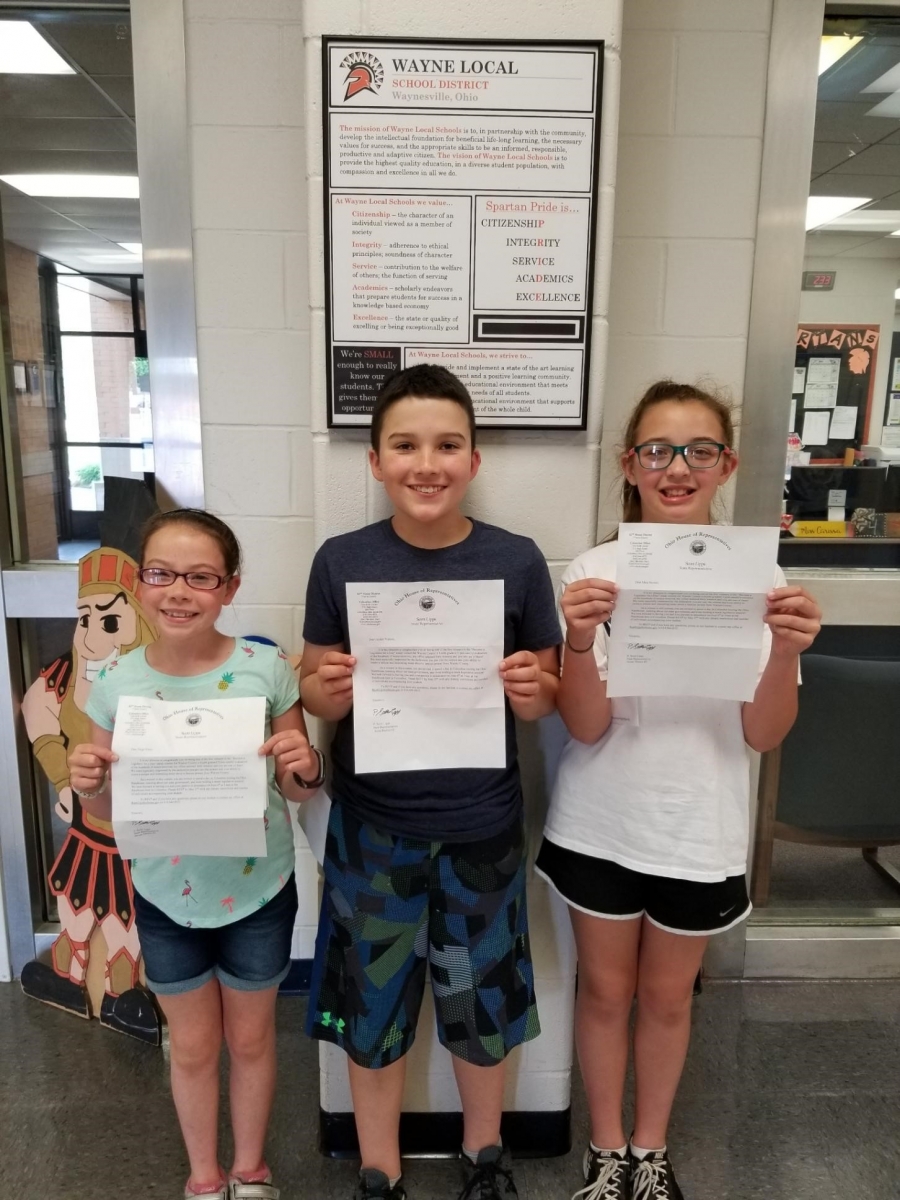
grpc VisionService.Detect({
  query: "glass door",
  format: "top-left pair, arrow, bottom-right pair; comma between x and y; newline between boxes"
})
732,8 -> 900,977
0,5 -> 148,974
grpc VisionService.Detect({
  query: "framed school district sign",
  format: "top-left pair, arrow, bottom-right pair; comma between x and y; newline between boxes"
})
323,36 -> 604,429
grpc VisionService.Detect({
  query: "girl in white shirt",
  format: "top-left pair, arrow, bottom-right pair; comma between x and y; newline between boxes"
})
536,381 -> 821,1200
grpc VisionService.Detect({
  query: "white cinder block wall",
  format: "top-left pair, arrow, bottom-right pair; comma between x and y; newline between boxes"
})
599,0 -> 773,538
183,0 -> 320,958
180,0 -> 779,1121
301,0 -> 622,1120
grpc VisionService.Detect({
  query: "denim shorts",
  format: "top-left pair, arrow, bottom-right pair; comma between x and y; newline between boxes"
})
134,875 -> 298,996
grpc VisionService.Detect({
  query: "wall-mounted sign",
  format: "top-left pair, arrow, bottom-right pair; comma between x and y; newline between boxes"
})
323,36 -> 604,429
802,271 -> 836,291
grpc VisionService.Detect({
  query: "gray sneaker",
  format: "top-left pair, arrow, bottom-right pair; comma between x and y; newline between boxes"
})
229,1173 -> 279,1200
458,1145 -> 518,1200
355,1168 -> 407,1200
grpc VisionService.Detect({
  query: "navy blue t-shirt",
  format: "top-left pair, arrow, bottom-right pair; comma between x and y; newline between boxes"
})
303,519 -> 560,841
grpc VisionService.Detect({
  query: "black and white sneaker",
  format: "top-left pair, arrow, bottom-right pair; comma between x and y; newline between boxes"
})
572,1147 -> 630,1200
458,1145 -> 518,1200
355,1168 -> 407,1200
629,1150 -> 684,1200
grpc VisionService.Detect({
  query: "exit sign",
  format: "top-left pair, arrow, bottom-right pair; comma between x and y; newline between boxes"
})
802,271 -> 836,290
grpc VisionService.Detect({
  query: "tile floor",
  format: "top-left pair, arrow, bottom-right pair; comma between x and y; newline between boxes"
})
0,980 -> 898,1199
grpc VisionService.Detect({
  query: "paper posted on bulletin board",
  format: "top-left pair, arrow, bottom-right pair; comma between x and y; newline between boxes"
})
793,325 -> 877,462
322,36 -> 605,430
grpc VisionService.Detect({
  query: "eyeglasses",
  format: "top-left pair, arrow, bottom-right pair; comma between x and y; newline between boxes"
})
138,567 -> 230,591
627,441 -> 732,470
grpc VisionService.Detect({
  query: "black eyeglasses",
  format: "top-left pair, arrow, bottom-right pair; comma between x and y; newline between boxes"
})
138,567 -> 230,591
627,441 -> 732,470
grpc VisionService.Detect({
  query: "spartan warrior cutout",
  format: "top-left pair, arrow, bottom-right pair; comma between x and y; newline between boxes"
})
20,546 -> 161,1044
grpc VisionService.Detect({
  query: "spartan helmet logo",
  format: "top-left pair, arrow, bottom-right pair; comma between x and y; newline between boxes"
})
690,540 -> 707,556
340,51 -> 384,101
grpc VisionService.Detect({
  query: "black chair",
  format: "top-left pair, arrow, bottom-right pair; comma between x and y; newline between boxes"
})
751,653 -> 900,905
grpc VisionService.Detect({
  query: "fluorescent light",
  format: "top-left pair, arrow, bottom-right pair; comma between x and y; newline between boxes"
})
810,207 -> 900,233
806,196 -> 871,230
0,174 -> 139,199
895,288 -> 900,300
819,35 -> 862,76
866,93 -> 900,119
863,64 -> 900,94
0,21 -> 74,74
117,242 -> 142,255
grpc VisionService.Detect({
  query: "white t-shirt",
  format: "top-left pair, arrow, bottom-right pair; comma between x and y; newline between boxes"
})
543,540 -> 789,883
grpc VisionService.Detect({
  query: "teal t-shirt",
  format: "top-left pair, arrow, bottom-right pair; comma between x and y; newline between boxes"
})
86,638 -> 300,928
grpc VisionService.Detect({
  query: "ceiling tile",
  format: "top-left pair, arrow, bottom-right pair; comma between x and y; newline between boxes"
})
0,75 -> 121,120
812,142 -> 860,174
94,76 -> 135,118
815,100 -> 900,144
854,188 -> 900,209
829,143 -> 900,175
809,173 -> 900,201
0,117 -> 135,153
50,197 -> 140,220
0,148 -> 137,175
33,13 -> 134,77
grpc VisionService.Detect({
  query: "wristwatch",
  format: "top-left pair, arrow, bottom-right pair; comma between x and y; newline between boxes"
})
293,747 -> 326,790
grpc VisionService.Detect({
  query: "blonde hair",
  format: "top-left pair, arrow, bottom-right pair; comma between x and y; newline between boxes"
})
615,379 -> 735,527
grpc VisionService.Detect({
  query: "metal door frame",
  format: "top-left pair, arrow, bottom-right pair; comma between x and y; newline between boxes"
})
0,0 -> 203,978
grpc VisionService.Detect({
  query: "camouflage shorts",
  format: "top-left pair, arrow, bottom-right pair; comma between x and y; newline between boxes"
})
306,803 -> 540,1069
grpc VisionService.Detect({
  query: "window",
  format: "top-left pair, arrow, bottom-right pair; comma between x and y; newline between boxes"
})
782,16 -> 900,569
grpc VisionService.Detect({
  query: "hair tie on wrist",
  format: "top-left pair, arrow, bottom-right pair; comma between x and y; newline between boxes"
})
565,634 -> 594,654
293,746 -> 326,790
74,771 -> 108,800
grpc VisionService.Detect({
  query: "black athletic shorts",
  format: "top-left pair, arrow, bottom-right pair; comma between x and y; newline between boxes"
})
535,838 -> 751,936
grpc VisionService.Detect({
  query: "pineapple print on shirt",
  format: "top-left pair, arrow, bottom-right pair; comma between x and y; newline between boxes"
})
86,639 -> 298,928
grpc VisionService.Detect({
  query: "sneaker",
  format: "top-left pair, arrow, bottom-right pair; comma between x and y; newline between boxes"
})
629,1150 -> 684,1200
458,1145 -> 518,1200
184,1176 -> 227,1200
355,1168 -> 407,1200
228,1166 -> 280,1199
572,1147 -> 630,1200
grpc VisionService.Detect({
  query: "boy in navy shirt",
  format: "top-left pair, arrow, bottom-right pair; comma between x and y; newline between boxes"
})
301,364 -> 560,1200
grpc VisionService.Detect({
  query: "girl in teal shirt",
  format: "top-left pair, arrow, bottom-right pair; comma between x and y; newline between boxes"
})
70,509 -> 324,1200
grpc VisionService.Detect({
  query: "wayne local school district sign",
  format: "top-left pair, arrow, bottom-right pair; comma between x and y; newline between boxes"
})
323,37 -> 604,429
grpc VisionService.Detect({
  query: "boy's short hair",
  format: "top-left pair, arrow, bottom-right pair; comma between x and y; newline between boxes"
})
370,363 -> 477,451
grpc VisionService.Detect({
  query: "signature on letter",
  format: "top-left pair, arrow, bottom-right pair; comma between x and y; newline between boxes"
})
374,707 -> 401,716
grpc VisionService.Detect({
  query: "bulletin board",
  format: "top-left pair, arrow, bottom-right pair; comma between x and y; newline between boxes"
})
793,324 -> 878,463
